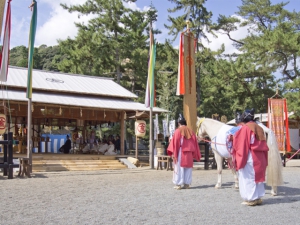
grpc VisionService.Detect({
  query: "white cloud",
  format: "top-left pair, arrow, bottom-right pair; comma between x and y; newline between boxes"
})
201,15 -> 249,55
123,1 -> 150,12
35,0 -> 95,46
123,1 -> 140,11
35,0 -> 155,47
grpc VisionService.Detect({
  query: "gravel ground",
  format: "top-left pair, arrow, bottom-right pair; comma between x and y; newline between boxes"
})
0,160 -> 300,225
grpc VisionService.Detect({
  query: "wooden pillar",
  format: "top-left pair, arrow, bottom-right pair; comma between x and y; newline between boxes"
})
45,137 -> 48,153
183,32 -> 197,132
38,125 -> 41,153
120,111 -> 125,155
135,136 -> 138,158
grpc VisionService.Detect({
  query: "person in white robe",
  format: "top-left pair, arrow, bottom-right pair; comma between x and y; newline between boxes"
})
98,142 -> 109,155
105,141 -> 117,155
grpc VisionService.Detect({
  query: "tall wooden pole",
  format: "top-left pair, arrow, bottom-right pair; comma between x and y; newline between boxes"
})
27,98 -> 32,172
135,136 -> 138,159
183,21 -> 197,132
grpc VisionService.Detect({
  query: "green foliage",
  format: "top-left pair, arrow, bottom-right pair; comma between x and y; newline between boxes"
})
10,46 -> 28,67
209,0 -> 300,118
165,0 -> 214,42
284,78 -> 300,115
155,41 -> 182,121
9,45 -> 63,71
58,0 -> 153,96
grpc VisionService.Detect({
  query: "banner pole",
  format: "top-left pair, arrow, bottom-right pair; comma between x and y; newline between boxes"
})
149,107 -> 154,169
27,98 -> 32,173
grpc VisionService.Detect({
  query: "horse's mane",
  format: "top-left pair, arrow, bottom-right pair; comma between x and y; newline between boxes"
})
197,117 -> 231,126
197,117 -> 232,128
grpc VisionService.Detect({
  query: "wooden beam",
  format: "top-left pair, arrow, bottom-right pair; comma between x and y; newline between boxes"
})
120,111 -> 125,155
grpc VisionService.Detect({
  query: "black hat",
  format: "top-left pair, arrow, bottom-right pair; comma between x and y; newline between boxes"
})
235,111 -> 242,124
241,108 -> 255,123
177,113 -> 186,125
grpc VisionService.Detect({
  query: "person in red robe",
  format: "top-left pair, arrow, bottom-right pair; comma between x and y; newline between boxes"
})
167,114 -> 201,190
233,109 -> 269,206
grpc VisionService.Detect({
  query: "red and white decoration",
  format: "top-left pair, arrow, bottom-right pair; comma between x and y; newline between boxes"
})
0,113 -> 6,135
135,120 -> 146,137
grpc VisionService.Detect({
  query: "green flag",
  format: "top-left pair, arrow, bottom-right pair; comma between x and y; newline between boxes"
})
26,0 -> 37,99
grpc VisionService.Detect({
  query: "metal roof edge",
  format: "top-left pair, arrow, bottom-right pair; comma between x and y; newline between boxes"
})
8,66 -> 114,80
7,66 -> 138,99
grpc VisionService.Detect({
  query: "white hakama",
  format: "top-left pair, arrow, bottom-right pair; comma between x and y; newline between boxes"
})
238,151 -> 265,201
173,137 -> 193,185
105,144 -> 117,155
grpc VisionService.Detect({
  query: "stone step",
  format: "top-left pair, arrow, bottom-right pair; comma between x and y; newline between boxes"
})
65,164 -> 127,168
32,155 -> 116,160
33,165 -> 126,172
32,158 -> 127,172
32,160 -> 121,165
33,166 -> 69,172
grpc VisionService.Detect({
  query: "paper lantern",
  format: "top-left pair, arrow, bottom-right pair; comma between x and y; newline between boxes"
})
72,132 -> 79,141
135,120 -> 146,137
0,114 -> 6,135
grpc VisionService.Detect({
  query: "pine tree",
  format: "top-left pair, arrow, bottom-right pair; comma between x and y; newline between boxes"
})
165,0 -> 215,114
60,0 -> 134,81
214,0 -> 300,115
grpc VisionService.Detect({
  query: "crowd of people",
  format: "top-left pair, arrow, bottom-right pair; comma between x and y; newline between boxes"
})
61,134 -> 123,155
82,134 -> 121,155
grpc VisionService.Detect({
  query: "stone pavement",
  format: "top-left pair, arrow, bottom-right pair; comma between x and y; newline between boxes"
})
0,160 -> 300,225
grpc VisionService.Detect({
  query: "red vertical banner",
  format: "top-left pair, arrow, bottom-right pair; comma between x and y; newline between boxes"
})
268,98 -> 291,152
176,33 -> 185,95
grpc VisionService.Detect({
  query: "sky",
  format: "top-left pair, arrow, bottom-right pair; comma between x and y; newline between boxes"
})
5,0 -> 300,54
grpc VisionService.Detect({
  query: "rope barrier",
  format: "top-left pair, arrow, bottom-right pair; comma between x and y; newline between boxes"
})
285,148 -> 300,163
198,137 -> 227,146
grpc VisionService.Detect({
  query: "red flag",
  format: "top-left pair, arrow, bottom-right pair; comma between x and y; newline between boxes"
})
176,33 -> 185,95
0,0 -> 12,82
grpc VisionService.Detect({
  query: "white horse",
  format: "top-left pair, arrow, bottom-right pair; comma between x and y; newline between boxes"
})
196,117 -> 283,196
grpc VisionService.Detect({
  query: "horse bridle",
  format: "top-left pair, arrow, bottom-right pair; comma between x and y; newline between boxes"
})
196,118 -> 205,137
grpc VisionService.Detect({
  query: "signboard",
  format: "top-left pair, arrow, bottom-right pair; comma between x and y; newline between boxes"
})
135,120 -> 146,137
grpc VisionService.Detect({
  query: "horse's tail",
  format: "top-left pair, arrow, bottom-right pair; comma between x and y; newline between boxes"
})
257,122 -> 284,187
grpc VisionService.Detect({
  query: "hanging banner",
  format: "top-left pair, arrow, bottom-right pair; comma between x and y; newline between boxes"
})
155,114 -> 159,134
135,120 -> 146,137
169,120 -> 176,139
162,119 -> 168,138
154,119 -> 157,140
268,98 -> 291,152
0,114 -> 6,135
